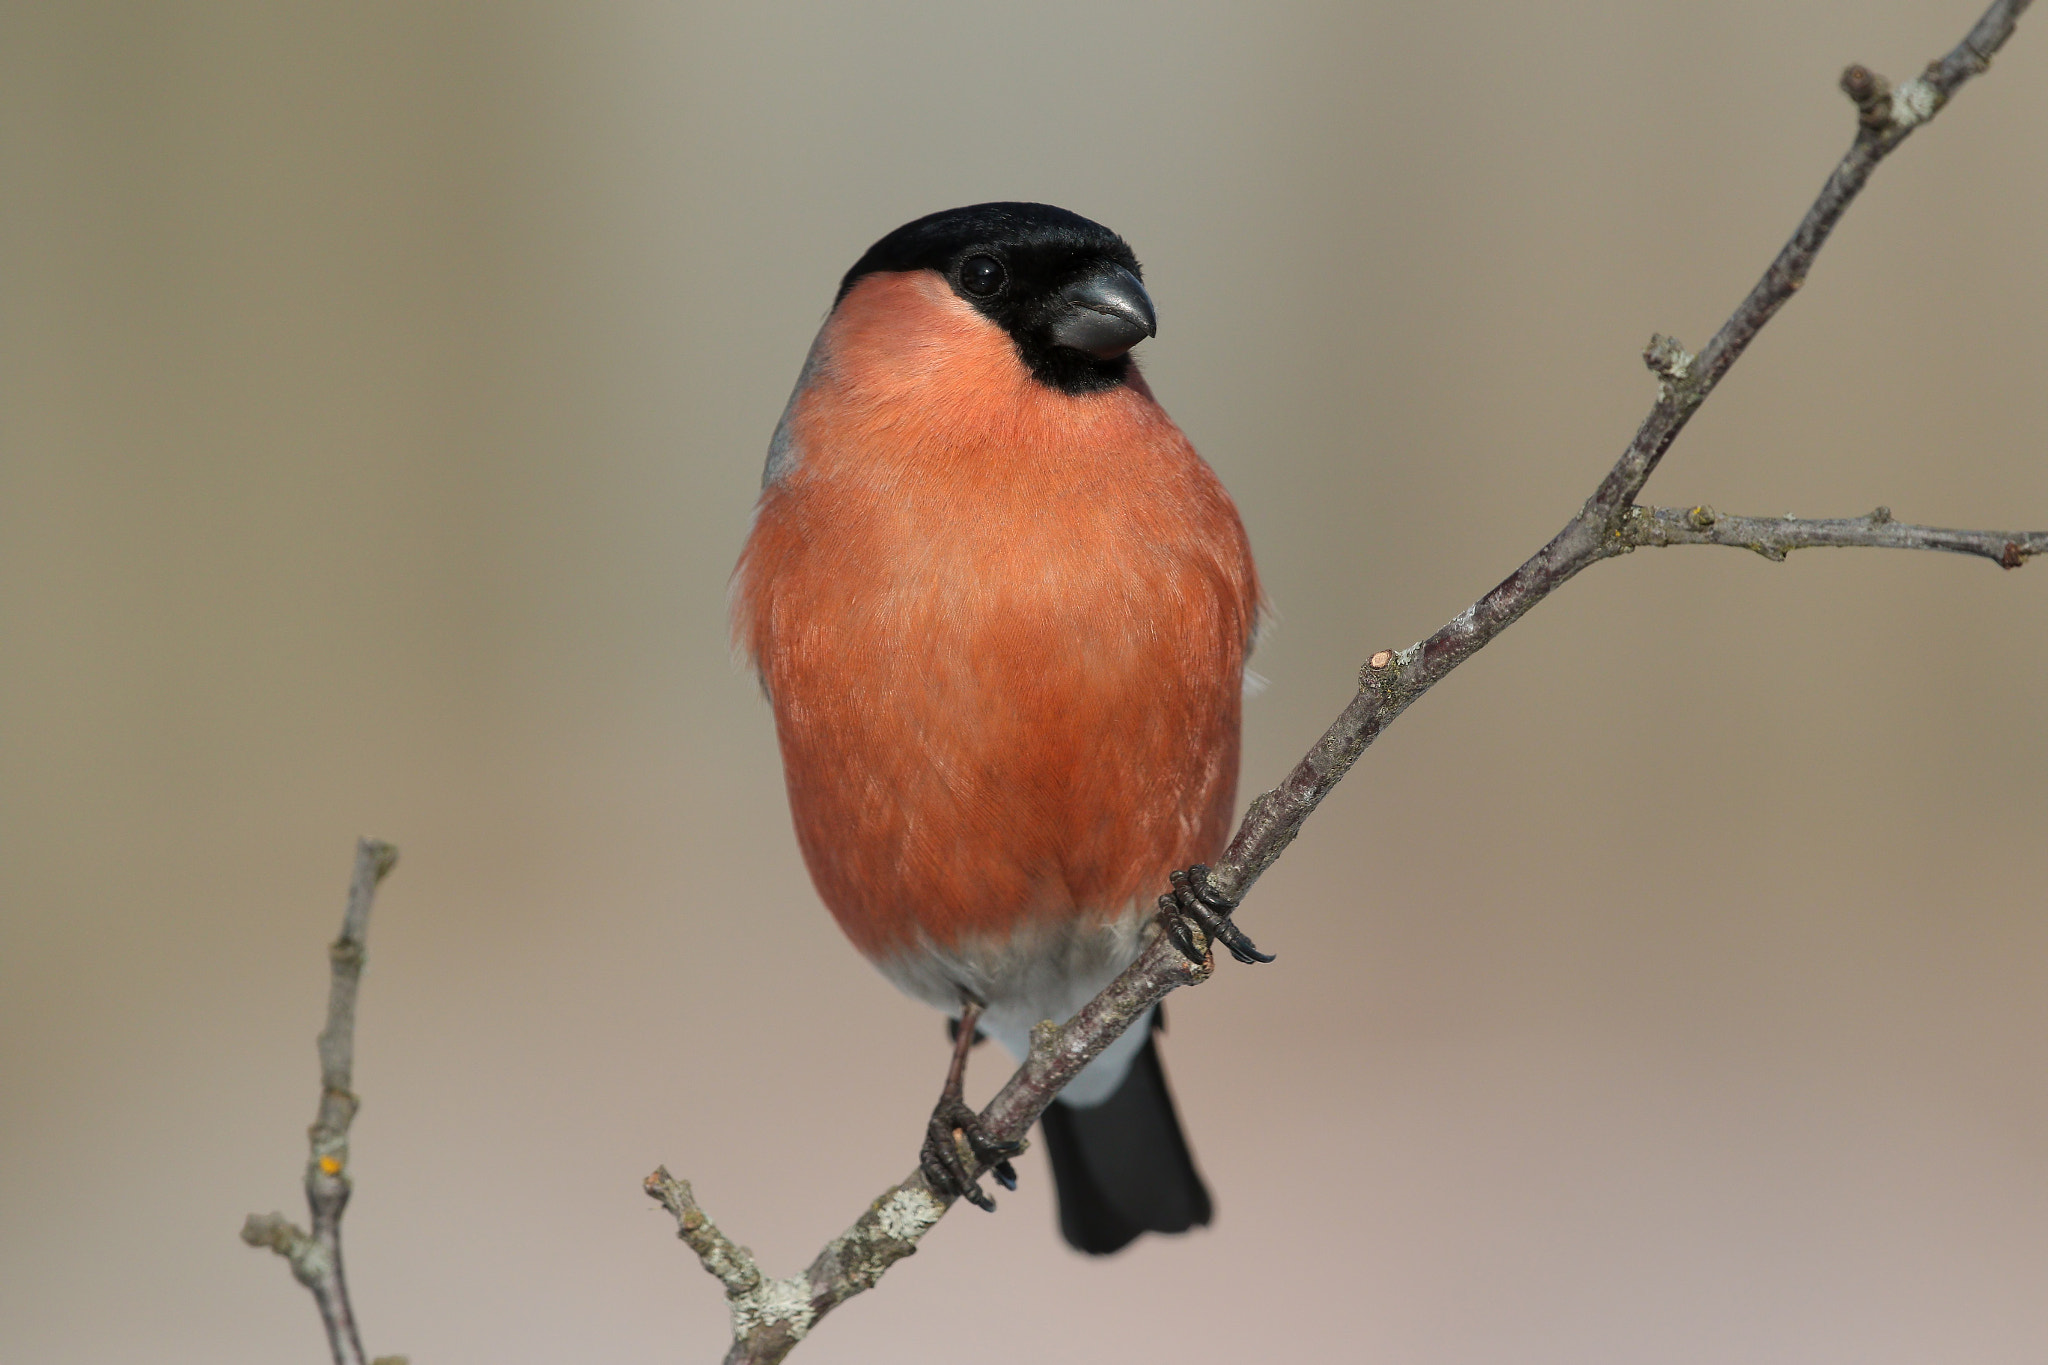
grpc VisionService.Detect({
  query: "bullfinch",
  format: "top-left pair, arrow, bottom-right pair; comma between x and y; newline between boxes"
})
732,203 -> 1265,1254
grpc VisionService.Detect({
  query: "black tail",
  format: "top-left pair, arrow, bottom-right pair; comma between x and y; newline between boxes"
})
1037,1020 -> 1211,1255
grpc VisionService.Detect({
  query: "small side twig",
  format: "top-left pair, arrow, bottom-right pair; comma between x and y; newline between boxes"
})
1623,504 -> 2045,567
242,838 -> 403,1365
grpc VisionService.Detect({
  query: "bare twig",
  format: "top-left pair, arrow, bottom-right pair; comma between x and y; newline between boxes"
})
650,942 -> 1208,1365
1623,505 -> 2045,567
1203,0 -> 2036,909
243,838 -> 402,1365
654,2 -> 2038,1358
648,1165 -> 944,1365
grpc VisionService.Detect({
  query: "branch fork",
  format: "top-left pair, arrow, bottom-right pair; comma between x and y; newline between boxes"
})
650,926 -> 1210,1364
242,839 -> 404,1365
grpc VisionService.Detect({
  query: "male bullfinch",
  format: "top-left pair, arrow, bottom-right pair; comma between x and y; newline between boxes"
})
732,203 -> 1265,1254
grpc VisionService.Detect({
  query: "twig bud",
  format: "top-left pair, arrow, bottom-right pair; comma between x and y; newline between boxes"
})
1643,334 -> 1694,384
1840,64 -> 1894,128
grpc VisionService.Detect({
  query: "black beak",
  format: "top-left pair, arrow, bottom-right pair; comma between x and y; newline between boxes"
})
1047,262 -> 1157,360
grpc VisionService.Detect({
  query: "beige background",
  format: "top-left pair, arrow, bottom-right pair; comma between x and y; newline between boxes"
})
4,3 -> 2046,1361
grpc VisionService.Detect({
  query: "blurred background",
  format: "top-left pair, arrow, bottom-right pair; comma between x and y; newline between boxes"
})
4,2 -> 2045,1361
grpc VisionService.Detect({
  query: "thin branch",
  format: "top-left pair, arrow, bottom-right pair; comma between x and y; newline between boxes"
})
647,1169 -> 765,1299
1204,0 -> 2034,909
653,2 -> 2039,1359
243,838 -> 402,1365
1624,505 -> 2045,567
650,943 -> 1208,1365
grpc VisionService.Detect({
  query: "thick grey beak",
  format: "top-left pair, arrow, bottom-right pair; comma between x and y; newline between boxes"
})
1047,262 -> 1157,360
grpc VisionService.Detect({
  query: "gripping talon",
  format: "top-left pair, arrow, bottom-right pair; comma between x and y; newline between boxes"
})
1159,892 -> 1205,963
1210,915 -> 1275,966
1160,865 -> 1275,966
920,999 -> 1028,1211
921,1100 -> 1024,1211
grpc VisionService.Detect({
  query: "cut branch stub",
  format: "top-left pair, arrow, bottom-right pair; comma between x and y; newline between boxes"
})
1642,333 -> 1695,384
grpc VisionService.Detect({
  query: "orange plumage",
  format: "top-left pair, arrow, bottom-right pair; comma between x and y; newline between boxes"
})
735,269 -> 1257,961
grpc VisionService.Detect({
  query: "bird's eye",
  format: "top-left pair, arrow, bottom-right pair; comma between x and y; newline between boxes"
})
959,254 -> 1005,296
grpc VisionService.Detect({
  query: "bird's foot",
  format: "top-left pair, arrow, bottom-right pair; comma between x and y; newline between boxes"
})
1158,864 -> 1275,966
918,999 -> 1024,1211
919,1093 -> 1024,1212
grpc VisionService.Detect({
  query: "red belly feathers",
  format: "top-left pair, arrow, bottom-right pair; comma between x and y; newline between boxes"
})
733,271 -> 1259,961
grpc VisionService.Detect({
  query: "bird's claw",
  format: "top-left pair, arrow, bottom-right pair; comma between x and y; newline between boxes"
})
920,1094 -> 1024,1211
1158,864 -> 1274,966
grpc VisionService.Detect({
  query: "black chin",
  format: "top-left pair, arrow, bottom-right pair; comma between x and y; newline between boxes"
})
1018,346 -> 1134,394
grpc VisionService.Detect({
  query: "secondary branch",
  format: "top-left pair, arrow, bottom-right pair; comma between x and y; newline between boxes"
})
1624,505 -> 2044,567
242,839 -> 401,1365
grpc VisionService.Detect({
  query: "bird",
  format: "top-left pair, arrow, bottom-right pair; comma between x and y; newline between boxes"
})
731,202 -> 1265,1254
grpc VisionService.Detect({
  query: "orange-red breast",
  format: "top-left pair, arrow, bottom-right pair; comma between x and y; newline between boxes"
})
733,203 -> 1260,1253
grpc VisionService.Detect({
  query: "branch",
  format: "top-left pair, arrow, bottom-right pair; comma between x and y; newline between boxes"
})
1203,0 -> 2034,909
243,838 -> 404,1365
652,2 -> 2038,1358
651,938 -> 1208,1365
1623,505 -> 2045,567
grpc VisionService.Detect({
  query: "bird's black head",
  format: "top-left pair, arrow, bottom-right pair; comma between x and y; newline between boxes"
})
837,202 -> 1156,395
